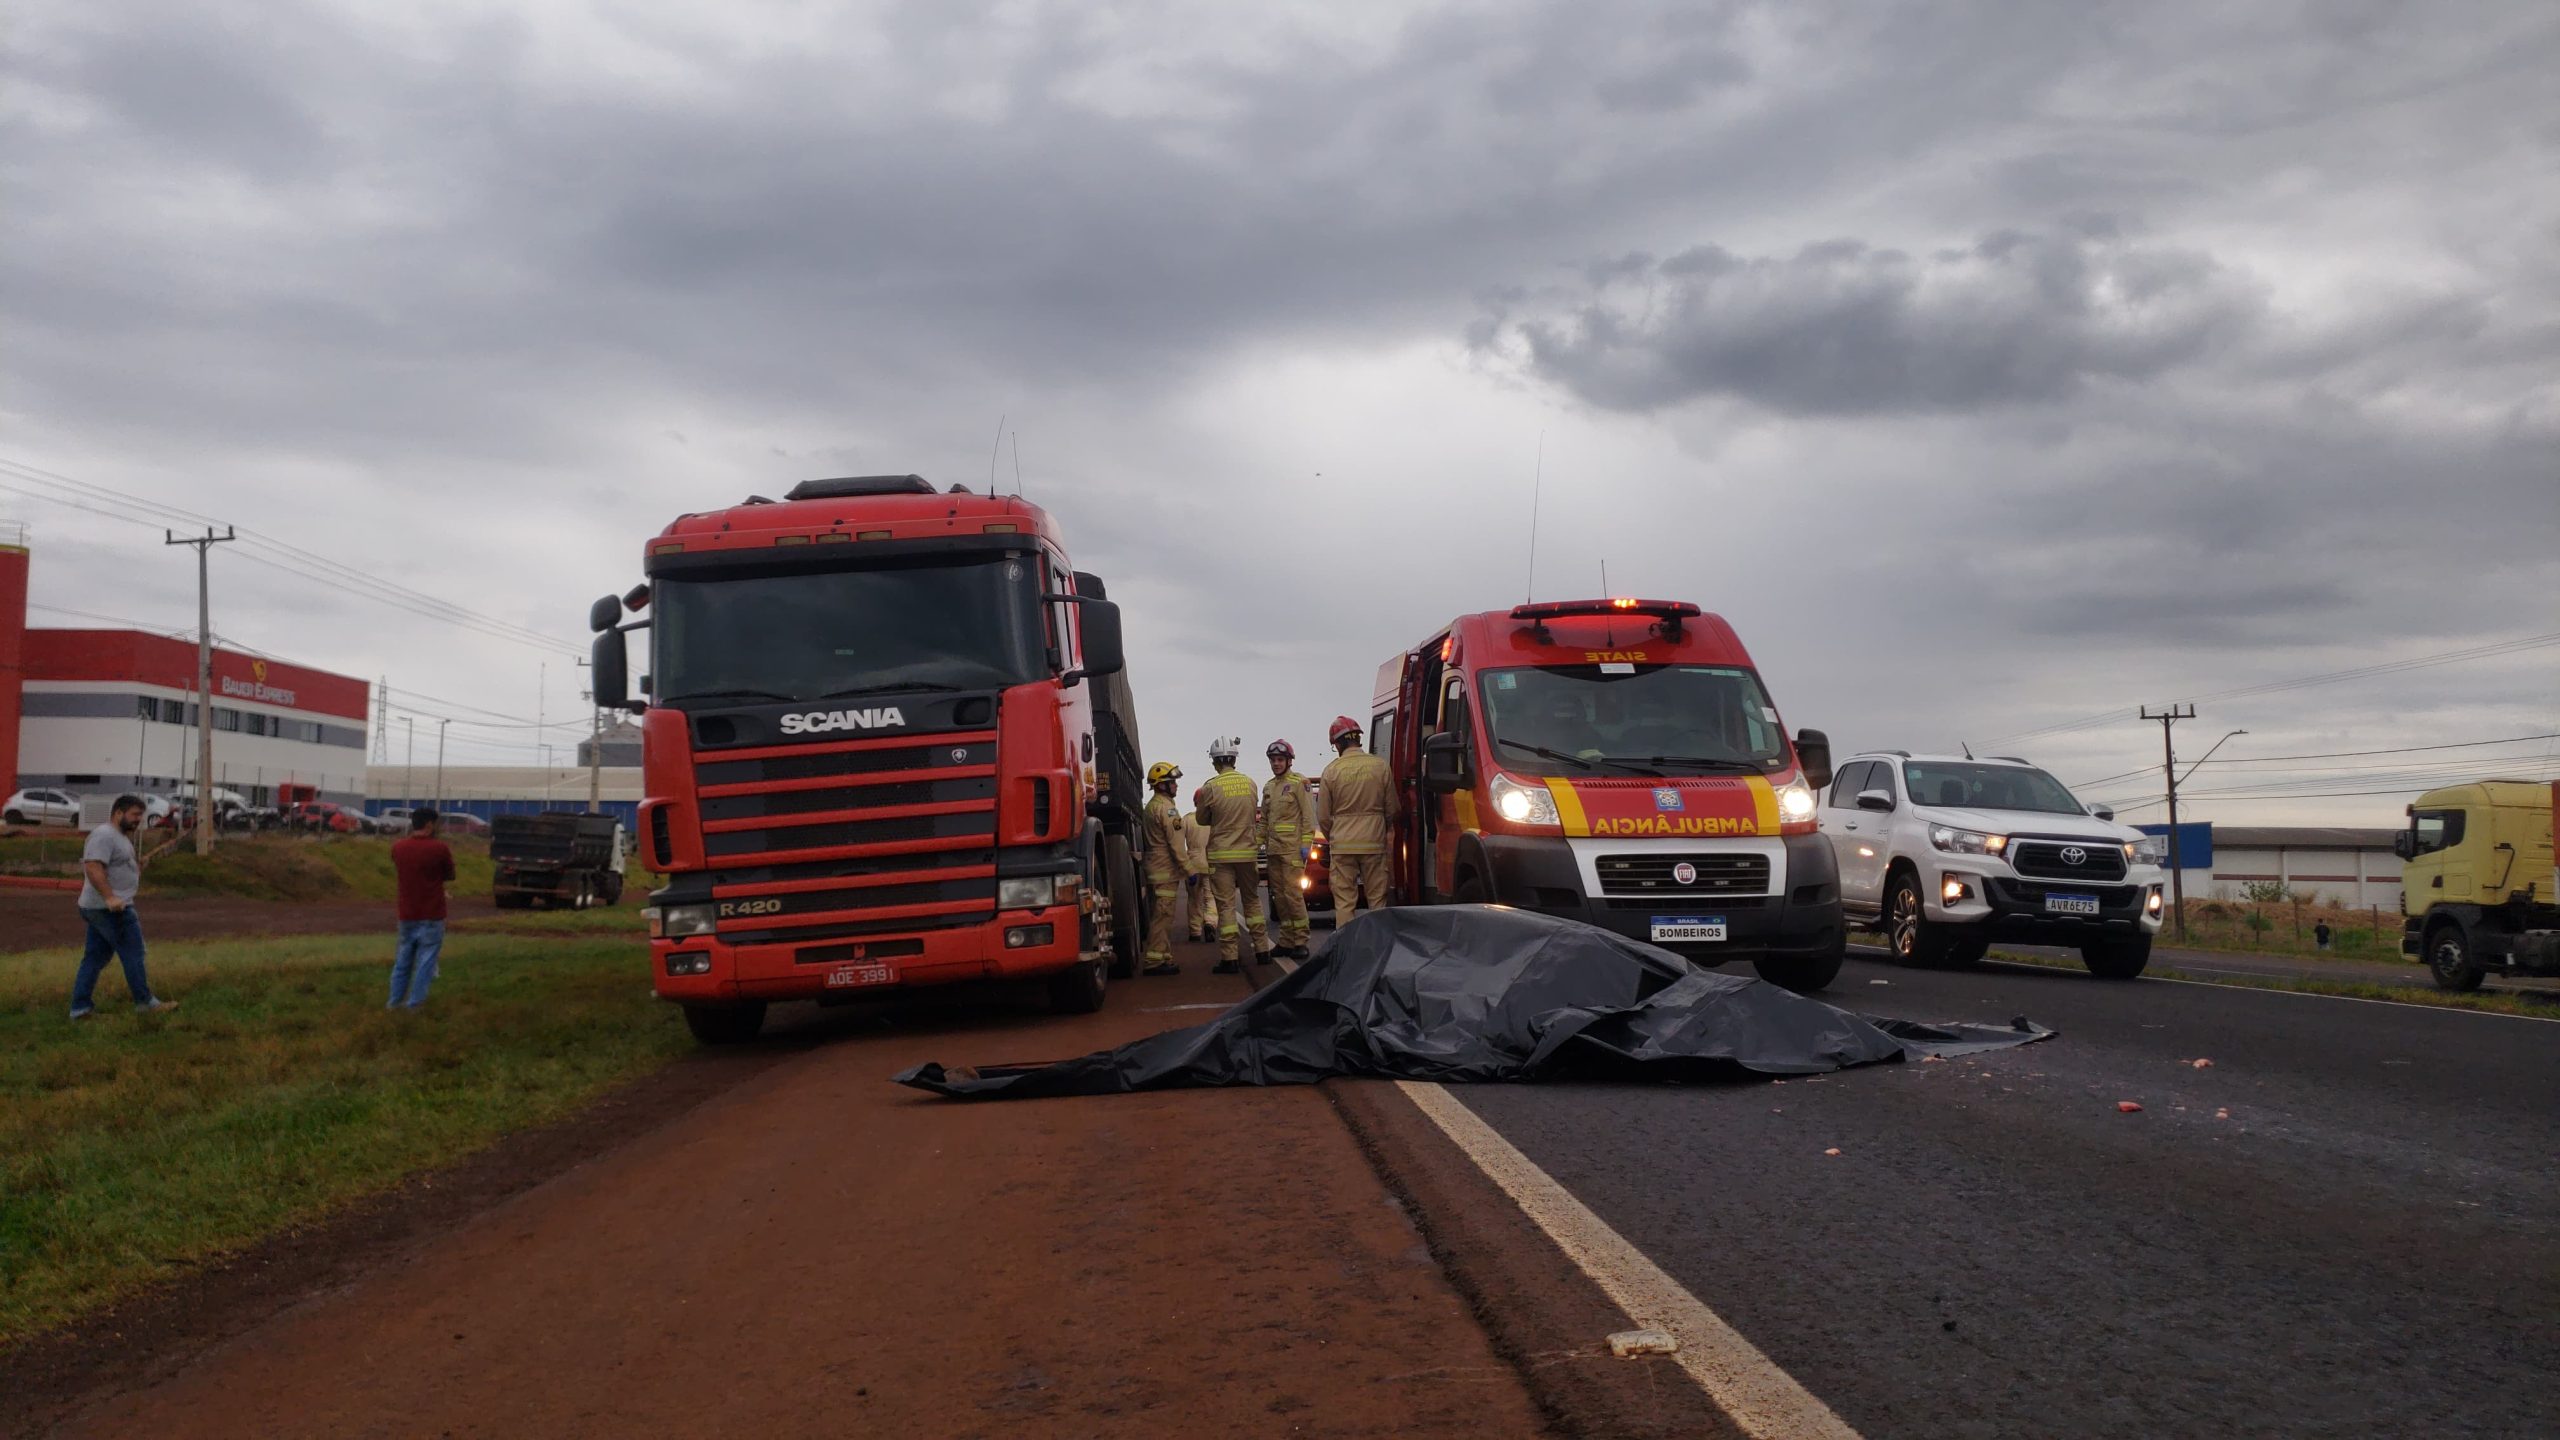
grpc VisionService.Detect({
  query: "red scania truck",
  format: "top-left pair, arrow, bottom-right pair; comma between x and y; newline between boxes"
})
589,475 -> 1149,1044
1372,598 -> 1846,991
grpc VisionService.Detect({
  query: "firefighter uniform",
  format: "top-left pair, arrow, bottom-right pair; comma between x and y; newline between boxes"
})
1320,742 -> 1398,920
1182,812 -> 1215,940
1194,767 -> 1269,968
1262,762 -> 1318,954
1142,782 -> 1187,974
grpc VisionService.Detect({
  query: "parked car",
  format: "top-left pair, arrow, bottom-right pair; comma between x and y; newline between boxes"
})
3,788 -> 82,828
1819,752 -> 2166,978
439,812 -> 492,838
285,801 -> 363,835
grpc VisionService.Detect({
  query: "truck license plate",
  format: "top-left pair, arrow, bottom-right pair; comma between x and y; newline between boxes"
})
825,962 -> 893,988
1651,917 -> 1728,943
2043,893 -> 2101,917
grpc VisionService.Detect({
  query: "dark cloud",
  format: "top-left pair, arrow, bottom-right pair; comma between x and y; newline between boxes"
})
1482,229 -> 2266,415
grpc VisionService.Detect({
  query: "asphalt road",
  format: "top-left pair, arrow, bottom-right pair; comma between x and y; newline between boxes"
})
1854,937 -> 2560,1000
1454,950 -> 2560,1438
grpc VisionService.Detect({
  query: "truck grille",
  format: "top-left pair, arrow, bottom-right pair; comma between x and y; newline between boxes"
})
2011,840 -> 2128,882
694,729 -> 1002,937
1595,853 -> 1772,898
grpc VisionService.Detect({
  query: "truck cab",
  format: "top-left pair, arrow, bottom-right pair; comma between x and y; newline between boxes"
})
2398,779 -> 2560,990
1375,599 -> 1845,992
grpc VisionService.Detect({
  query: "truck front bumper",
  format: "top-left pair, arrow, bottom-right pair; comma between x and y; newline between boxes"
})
1473,832 -> 1844,964
652,906 -> 1089,1004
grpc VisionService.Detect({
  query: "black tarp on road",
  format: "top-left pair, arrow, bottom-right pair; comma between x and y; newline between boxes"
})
897,906 -> 2050,1100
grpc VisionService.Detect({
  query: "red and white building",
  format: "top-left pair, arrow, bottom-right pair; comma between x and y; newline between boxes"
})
1,527 -> 372,806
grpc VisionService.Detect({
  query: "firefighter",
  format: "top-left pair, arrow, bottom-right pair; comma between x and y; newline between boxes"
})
1139,762 -> 1187,976
1182,809 -> 1215,942
1261,739 -> 1318,960
1193,736 -> 1270,973
1318,716 -> 1397,921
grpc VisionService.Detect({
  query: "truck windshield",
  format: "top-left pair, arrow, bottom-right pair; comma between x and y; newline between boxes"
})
1902,761 -> 2087,815
1477,665 -> 1788,777
654,557 -> 1044,704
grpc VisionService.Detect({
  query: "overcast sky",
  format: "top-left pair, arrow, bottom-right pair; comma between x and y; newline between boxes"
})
5,0 -> 2556,822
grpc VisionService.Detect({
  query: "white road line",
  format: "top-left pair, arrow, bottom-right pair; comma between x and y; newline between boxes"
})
1393,1080 -> 1862,1440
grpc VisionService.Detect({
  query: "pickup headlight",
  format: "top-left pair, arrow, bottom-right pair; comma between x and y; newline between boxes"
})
1776,782 -> 1816,824
1489,772 -> 1560,826
1928,825 -> 2008,857
647,903 -> 717,939
999,874 -> 1064,909
2128,835 -> 2169,866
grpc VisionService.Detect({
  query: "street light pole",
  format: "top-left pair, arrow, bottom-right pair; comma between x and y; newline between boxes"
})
434,718 -> 449,809
2141,705 -> 2198,941
164,526 -> 236,854
402,716 -> 415,812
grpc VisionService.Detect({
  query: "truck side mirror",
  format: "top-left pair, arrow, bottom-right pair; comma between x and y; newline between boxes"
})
588,594 -> 622,633
591,629 -> 641,713
1794,728 -> 1833,791
1422,731 -> 1470,793
2391,832 -> 2413,860
1062,599 -> 1125,687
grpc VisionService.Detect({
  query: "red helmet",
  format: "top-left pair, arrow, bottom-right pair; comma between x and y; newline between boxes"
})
1266,739 -> 1295,760
1328,715 -> 1362,744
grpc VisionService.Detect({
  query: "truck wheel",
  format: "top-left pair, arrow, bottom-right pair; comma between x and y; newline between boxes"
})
1105,833 -> 1140,980
2081,935 -> 2152,979
1755,944 -> 1845,993
1885,871 -> 1952,967
2424,920 -> 2484,992
1048,955 -> 1107,1014
603,875 -> 624,906
682,1002 -> 766,1045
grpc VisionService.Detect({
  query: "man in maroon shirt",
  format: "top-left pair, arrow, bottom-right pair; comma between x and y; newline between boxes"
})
389,808 -> 458,1009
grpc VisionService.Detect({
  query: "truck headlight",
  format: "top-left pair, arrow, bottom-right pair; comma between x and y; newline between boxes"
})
1489,773 -> 1559,826
1928,825 -> 2008,857
647,903 -> 717,939
999,874 -> 1063,909
2128,835 -> 2168,866
1776,782 -> 1816,824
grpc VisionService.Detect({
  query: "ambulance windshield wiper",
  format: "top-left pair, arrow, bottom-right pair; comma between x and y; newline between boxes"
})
1496,738 -> 1659,776
1631,755 -> 1758,773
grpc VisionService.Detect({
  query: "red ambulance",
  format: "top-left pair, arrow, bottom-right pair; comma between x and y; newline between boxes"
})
1371,599 -> 1845,991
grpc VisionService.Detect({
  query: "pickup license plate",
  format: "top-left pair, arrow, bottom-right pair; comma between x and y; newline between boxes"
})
1651,917 -> 1728,943
2043,893 -> 2102,917
824,962 -> 894,989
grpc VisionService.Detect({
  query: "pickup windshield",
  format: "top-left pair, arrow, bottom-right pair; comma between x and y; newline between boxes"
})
1477,665 -> 1788,777
654,557 -> 1044,704
1902,761 -> 2087,815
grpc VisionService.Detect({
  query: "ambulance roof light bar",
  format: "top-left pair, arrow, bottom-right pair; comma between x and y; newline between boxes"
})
1510,598 -> 1700,641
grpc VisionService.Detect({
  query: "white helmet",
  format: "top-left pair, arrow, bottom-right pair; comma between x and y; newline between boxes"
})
1208,735 -> 1242,762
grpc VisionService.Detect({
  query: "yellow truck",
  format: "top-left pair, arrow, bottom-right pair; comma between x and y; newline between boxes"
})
2397,779 -> 2560,990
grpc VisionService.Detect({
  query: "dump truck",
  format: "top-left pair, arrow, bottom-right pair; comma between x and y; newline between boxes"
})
2397,778 -> 2560,990
491,811 -> 628,910
587,475 -> 1144,1045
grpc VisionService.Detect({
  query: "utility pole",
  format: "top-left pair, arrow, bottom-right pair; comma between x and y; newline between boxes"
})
2141,704 -> 2197,941
433,718 -> 449,809
579,657 -> 601,814
165,526 -> 236,855
402,716 -> 416,811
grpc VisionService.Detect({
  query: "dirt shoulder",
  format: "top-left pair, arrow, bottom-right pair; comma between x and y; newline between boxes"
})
23,946 -> 1556,1440
0,890 -> 637,953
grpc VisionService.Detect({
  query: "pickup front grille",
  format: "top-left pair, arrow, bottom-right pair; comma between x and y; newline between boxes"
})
1595,853 -> 1772,898
2011,840 -> 2128,882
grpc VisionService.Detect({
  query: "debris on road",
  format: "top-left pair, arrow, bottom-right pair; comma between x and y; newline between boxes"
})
2191,1058 -> 2215,1069
897,908 -> 2055,1100
2117,1101 -> 2144,1113
2215,1108 -> 2232,1120
1607,1329 -> 1679,1358
1823,1148 -> 1843,1156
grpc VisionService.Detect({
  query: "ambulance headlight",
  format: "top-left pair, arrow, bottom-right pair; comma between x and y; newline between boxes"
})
1489,773 -> 1559,827
1776,782 -> 1817,824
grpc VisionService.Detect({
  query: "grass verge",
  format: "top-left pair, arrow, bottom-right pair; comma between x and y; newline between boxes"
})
457,903 -> 650,936
0,930 -> 682,1347
1980,948 -> 2560,1018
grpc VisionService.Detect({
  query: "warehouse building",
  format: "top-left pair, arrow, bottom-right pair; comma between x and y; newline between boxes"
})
2139,822 -> 2405,912
1,525 -> 372,807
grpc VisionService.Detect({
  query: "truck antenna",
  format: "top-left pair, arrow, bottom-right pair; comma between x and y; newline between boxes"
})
1011,429 -> 1023,498
987,414 -> 1007,492
1524,429 -> 1544,604
1961,740 -> 1974,759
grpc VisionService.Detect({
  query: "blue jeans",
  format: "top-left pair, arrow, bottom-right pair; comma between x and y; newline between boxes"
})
74,906 -> 157,1013
390,920 -> 445,1008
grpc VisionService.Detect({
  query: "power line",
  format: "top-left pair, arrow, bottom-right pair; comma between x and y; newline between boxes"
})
2068,731 -> 2560,789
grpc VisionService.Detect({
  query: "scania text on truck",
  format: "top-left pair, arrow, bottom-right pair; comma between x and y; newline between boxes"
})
1371,598 -> 1846,991
2397,778 -> 2560,991
588,475 -> 1147,1045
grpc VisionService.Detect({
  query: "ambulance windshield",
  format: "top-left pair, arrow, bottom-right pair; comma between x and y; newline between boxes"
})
1477,665 -> 1788,777
654,556 -> 1045,705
